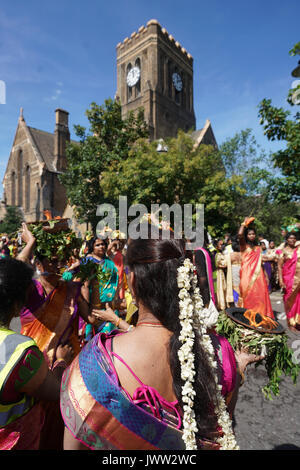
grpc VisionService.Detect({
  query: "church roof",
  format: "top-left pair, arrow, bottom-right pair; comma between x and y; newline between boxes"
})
191,119 -> 218,149
27,126 -> 57,172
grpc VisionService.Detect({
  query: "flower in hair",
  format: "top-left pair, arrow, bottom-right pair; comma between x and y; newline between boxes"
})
177,257 -> 239,450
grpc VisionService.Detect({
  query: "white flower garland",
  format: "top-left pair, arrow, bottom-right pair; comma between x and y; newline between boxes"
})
177,258 -> 239,450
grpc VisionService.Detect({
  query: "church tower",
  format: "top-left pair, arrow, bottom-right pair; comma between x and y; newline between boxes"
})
116,19 -> 196,140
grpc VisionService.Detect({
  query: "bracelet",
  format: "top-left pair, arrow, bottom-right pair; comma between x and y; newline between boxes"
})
115,316 -> 121,328
53,359 -> 68,369
241,222 -> 246,227
127,325 -> 135,332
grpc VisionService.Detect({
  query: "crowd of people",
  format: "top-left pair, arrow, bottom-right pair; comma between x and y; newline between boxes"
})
211,220 -> 300,332
0,215 -> 299,451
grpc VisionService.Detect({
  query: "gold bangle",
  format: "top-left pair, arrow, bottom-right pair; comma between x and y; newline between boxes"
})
115,317 -> 121,328
241,222 -> 246,227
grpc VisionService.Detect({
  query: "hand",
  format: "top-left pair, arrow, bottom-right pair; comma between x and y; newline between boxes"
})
56,343 -> 74,363
243,216 -> 255,227
91,303 -> 116,324
235,347 -> 265,374
20,222 -> 35,244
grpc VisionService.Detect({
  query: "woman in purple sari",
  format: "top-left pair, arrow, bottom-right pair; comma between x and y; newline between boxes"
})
61,228 -> 261,450
278,233 -> 300,332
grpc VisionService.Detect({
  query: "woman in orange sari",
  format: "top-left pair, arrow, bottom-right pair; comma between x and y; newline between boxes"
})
16,223 -> 102,449
237,217 -> 274,319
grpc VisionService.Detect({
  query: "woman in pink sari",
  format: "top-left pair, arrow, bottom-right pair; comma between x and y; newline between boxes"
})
278,233 -> 300,332
238,218 -> 274,319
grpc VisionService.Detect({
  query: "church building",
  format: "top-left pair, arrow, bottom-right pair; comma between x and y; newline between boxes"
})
2,108 -> 70,223
1,19 -> 217,225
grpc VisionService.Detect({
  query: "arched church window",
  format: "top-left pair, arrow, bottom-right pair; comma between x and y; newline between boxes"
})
167,60 -> 173,98
25,165 -> 31,211
35,182 -> 41,221
126,63 -> 133,102
134,58 -> 141,97
17,150 -> 23,206
11,171 -> 16,206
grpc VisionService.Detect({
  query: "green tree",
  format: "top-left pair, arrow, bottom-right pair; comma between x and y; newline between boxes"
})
100,131 -> 245,237
59,99 -> 148,228
0,206 -> 23,235
258,42 -> 300,203
219,128 -> 299,242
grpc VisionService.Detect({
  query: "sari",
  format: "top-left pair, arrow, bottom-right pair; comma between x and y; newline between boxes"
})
81,255 -> 119,338
215,252 -> 234,311
281,246 -> 300,329
238,246 -> 274,318
60,330 -> 237,450
20,279 -> 81,449
20,279 -> 81,368
0,329 -> 45,450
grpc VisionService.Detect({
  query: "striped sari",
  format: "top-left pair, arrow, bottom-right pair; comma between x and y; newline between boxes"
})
238,246 -> 274,318
60,331 -> 237,450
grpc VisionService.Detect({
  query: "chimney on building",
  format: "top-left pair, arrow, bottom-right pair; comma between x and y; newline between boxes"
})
54,108 -> 70,171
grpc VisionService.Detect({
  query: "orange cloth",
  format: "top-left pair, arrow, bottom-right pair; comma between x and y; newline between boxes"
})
238,246 -> 274,318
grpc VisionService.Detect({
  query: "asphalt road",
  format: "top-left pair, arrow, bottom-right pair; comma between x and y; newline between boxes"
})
233,291 -> 300,450
10,291 -> 300,451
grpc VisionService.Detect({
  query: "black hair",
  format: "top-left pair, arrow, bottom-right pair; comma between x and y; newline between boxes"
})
284,232 -> 299,246
231,241 -> 240,252
87,236 -> 108,254
245,226 -> 258,246
0,258 -> 34,325
126,227 -> 218,439
194,250 -> 211,306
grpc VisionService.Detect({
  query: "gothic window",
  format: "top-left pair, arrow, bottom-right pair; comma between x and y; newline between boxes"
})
135,58 -> 141,97
167,60 -> 173,98
35,183 -> 41,221
17,150 -> 23,206
160,55 -> 165,94
127,63 -> 132,102
11,171 -> 16,206
25,165 -> 30,211
174,67 -> 181,105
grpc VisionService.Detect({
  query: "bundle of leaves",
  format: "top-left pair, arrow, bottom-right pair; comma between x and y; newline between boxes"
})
75,258 -> 113,293
216,311 -> 300,400
28,221 -> 81,262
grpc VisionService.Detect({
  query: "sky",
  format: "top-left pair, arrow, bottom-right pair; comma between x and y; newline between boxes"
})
0,0 -> 299,198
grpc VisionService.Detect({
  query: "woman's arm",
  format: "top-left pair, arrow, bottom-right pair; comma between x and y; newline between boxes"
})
19,344 -> 73,401
16,223 -> 36,265
277,255 -> 285,289
92,303 -> 132,332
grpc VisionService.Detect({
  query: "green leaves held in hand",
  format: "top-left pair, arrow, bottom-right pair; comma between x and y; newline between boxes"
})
216,312 -> 300,400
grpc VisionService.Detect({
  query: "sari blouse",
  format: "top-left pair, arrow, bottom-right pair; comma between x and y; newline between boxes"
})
60,330 -> 237,450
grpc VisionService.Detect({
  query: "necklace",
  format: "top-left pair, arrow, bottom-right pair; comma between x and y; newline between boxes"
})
136,321 -> 164,328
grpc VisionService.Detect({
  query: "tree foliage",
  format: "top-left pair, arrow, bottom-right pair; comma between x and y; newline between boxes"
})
258,42 -> 300,203
0,206 -> 23,235
100,131 -> 245,237
59,99 -> 148,228
219,128 -> 299,243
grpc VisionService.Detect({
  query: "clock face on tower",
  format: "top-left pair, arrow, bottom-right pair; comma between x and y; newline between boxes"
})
172,72 -> 183,92
126,66 -> 141,87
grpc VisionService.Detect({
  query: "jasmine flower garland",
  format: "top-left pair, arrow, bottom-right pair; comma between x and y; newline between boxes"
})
177,258 -> 239,450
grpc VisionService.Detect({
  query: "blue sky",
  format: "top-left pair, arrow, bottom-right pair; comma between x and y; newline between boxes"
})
0,0 -> 299,197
